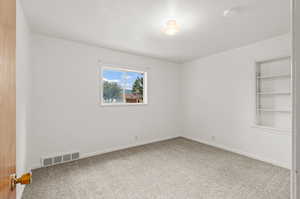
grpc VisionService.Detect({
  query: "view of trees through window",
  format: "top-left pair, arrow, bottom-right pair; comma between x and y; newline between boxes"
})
102,68 -> 145,104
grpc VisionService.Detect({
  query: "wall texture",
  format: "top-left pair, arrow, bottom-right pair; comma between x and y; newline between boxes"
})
181,34 -> 291,169
28,34 -> 182,168
16,0 -> 32,198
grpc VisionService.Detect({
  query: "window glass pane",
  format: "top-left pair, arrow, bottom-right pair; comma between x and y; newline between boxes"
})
125,71 -> 144,103
102,69 -> 125,103
101,68 -> 145,105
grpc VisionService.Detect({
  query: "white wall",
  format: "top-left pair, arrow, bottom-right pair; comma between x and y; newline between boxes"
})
28,34 -> 182,168
181,34 -> 292,169
27,32 -> 292,170
16,0 -> 32,198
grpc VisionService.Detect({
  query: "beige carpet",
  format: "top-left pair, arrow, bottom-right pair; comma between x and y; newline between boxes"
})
22,138 -> 290,199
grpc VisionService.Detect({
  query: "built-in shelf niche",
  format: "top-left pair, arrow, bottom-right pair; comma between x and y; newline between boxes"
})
255,56 -> 291,132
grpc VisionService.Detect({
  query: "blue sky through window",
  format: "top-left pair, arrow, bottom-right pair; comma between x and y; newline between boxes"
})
103,69 -> 143,90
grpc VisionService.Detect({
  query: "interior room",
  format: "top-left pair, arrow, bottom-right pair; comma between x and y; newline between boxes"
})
1,0 -> 296,198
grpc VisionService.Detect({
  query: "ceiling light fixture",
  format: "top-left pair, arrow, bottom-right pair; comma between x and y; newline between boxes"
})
223,7 -> 238,17
161,20 -> 180,36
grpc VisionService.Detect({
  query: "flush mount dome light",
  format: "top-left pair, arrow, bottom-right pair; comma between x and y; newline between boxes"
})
161,20 -> 180,36
223,7 -> 238,17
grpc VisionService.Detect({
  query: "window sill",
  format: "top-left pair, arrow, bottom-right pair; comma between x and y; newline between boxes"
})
98,102 -> 148,107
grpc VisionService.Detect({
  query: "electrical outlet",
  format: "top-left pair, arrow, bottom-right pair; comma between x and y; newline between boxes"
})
135,136 -> 138,141
211,136 -> 215,141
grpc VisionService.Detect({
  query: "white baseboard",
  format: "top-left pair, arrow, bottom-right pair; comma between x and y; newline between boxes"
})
81,135 -> 180,159
30,135 -> 180,170
182,135 -> 290,169
30,134 -> 289,170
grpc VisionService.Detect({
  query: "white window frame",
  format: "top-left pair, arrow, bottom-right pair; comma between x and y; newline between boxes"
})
98,65 -> 148,106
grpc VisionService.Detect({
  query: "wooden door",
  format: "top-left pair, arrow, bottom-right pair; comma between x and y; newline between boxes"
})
0,0 -> 16,198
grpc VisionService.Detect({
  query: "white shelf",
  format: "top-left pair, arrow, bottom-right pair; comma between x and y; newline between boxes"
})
256,92 -> 291,95
256,74 -> 291,79
255,56 -> 291,131
256,108 -> 291,113
252,125 -> 292,134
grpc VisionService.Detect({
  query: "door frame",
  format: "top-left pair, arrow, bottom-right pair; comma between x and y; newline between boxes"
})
291,0 -> 299,198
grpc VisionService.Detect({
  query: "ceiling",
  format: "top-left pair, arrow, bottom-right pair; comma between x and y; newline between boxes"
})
21,0 -> 290,63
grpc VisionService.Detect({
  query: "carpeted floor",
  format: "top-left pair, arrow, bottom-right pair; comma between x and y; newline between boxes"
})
22,138 -> 290,199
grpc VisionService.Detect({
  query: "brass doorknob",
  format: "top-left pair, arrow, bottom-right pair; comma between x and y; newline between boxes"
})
11,173 -> 32,190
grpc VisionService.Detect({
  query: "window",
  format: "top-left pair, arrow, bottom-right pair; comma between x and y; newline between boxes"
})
100,67 -> 147,105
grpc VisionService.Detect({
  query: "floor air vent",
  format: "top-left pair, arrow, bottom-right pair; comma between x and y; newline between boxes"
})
53,156 -> 63,164
63,154 -> 71,162
41,152 -> 80,167
71,152 -> 80,160
43,158 -> 53,167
